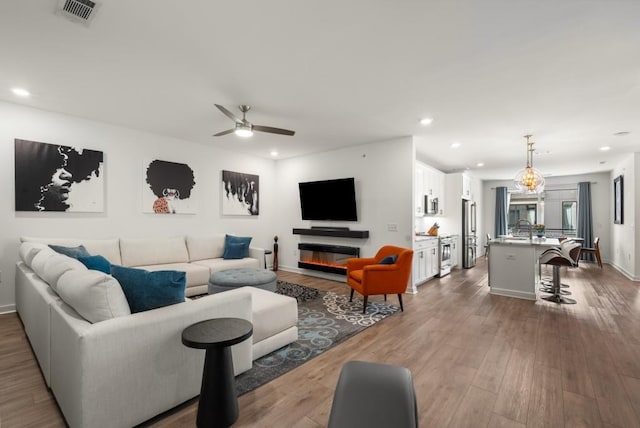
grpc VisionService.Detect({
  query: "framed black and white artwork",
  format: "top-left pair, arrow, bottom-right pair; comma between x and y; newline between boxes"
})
142,159 -> 197,214
614,175 -> 623,224
14,139 -> 104,212
221,170 -> 259,216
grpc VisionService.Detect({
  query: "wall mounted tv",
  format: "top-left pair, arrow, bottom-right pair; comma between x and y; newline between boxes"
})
299,177 -> 358,221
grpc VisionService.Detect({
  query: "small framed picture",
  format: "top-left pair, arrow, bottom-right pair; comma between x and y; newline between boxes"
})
614,175 -> 623,224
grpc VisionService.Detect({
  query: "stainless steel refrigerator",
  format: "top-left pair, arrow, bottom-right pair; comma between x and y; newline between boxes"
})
462,199 -> 477,268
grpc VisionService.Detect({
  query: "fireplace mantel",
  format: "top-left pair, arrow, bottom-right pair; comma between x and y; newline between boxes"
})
292,228 -> 369,238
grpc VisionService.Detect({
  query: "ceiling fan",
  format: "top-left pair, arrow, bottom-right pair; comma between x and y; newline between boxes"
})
213,104 -> 295,137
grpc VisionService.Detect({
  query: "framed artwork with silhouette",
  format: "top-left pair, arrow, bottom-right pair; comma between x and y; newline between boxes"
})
614,175 -> 623,224
142,159 -> 197,214
14,139 -> 104,212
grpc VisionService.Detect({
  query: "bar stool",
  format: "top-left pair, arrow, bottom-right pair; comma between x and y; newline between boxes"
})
539,242 -> 581,304
540,239 -> 577,292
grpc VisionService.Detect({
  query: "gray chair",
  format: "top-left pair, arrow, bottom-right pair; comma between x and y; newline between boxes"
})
328,361 -> 418,428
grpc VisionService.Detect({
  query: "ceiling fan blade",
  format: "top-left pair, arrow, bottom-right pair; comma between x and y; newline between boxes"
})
213,128 -> 235,137
215,104 -> 242,124
253,125 -> 295,136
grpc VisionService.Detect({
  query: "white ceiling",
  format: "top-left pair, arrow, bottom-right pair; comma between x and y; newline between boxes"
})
1,0 -> 639,180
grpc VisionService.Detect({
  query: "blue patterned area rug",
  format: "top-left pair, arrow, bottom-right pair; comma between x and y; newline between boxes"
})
234,280 -> 399,395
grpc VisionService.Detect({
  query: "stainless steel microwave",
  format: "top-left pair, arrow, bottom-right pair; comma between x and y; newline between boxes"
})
425,196 -> 439,215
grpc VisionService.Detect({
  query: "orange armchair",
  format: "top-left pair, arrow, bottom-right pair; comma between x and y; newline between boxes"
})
346,245 -> 414,314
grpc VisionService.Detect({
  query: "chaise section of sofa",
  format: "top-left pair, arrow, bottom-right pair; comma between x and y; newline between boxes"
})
49,289 -> 253,428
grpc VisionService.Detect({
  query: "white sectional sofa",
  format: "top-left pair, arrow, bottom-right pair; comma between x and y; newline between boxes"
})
22,234 -> 265,297
15,236 -> 299,428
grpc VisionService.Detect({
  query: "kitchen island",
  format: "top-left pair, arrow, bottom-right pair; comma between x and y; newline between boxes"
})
488,237 -> 562,300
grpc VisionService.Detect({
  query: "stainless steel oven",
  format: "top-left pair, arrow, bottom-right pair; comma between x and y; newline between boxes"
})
438,236 -> 453,277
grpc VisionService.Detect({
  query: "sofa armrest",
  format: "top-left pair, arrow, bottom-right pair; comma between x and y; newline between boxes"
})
50,288 -> 253,428
249,246 -> 266,266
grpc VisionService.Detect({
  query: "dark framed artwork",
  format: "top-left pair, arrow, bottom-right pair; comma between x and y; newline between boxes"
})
614,175 -> 623,224
221,170 -> 259,215
14,139 -> 104,212
142,159 -> 197,214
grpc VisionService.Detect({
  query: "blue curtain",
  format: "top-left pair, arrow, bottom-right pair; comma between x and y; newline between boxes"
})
495,187 -> 508,237
577,182 -> 594,261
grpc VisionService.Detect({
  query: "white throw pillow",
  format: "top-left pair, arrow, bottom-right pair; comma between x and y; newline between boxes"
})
42,253 -> 87,292
56,269 -> 131,323
30,247 -> 58,279
19,242 -> 48,266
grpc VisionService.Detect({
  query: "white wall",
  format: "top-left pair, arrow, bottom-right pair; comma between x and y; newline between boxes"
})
611,153 -> 637,279
482,172 -> 612,263
0,101 -> 277,312
273,137 -> 414,279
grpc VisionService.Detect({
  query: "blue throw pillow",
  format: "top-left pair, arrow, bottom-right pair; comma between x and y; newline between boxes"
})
223,234 -> 252,259
77,255 -> 111,274
223,242 -> 247,260
49,244 -> 91,259
110,265 -> 186,313
379,254 -> 398,264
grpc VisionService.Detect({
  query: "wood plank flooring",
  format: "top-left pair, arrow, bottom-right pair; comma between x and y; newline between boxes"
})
2,258 -> 640,427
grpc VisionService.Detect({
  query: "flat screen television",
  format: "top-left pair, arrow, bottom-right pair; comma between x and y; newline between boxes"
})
299,177 -> 358,221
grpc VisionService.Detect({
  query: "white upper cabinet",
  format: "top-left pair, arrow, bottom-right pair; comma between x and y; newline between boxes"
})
416,161 -> 446,216
415,164 -> 424,216
462,173 -> 472,200
423,164 -> 445,215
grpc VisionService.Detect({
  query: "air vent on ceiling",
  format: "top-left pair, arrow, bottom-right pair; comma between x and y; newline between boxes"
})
57,0 -> 100,25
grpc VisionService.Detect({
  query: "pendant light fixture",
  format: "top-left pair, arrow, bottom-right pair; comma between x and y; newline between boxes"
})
514,134 -> 545,193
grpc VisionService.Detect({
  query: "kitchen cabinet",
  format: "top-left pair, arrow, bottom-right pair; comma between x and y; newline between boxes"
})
423,164 -> 446,216
451,236 -> 459,268
415,165 -> 424,216
462,173 -> 472,200
412,238 -> 439,289
427,244 -> 439,277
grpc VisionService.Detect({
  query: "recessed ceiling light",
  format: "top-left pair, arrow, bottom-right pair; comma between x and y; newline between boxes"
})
476,162 -> 484,167
451,142 -> 461,149
420,117 -> 433,126
270,151 -> 278,157
599,146 -> 611,151
11,87 -> 30,97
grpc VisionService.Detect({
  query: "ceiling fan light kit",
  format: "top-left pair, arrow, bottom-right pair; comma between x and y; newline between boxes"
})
213,104 -> 295,138
234,123 -> 253,137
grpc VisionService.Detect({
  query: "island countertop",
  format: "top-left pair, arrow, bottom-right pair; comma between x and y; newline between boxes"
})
490,237 -> 562,247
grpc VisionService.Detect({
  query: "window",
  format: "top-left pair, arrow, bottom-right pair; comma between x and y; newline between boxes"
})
562,201 -> 577,236
508,202 -> 537,234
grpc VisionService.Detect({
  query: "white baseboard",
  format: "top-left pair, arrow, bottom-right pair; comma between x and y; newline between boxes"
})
490,287 -> 537,301
609,263 -> 640,281
0,304 -> 16,315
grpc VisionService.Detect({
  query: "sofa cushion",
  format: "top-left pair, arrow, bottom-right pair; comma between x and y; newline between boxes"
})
186,235 -> 226,261
19,242 -> 48,266
21,237 -> 123,265
78,255 -> 112,274
42,253 -> 87,291
120,237 -> 189,267
244,287 -> 298,344
134,263 -> 210,288
30,247 -> 59,279
223,234 -> 252,259
56,269 -> 131,323
49,244 -> 91,259
192,257 -> 260,272
111,265 -> 186,313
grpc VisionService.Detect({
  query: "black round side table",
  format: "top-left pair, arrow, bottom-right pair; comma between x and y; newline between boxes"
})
182,318 -> 253,428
